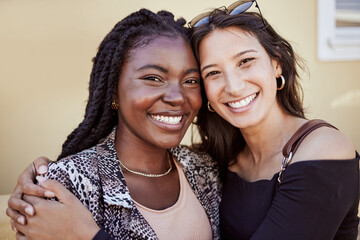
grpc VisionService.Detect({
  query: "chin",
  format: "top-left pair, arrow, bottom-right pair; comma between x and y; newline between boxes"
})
156,134 -> 184,149
229,115 -> 261,129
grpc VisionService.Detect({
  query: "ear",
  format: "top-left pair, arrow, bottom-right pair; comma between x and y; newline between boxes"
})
271,58 -> 282,78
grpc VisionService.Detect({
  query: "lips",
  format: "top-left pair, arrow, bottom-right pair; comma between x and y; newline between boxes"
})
150,114 -> 183,125
227,93 -> 258,109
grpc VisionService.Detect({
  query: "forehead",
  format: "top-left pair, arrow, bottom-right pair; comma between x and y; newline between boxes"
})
199,27 -> 262,61
129,36 -> 190,58
201,27 -> 259,49
127,36 -> 197,67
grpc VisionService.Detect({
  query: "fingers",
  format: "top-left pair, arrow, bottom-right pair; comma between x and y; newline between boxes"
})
7,207 -> 27,225
22,194 -> 57,211
10,219 -> 24,240
8,185 -> 34,220
39,179 -> 74,204
10,219 -> 17,232
16,232 -> 27,240
11,219 -> 27,240
17,162 -> 48,197
33,156 -> 51,175
23,195 -> 44,206
22,181 -> 52,198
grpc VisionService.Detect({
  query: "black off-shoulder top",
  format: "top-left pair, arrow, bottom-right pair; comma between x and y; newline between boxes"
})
220,152 -> 360,240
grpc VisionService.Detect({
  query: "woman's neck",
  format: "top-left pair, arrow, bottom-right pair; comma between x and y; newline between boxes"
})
113,124 -> 180,210
240,109 -> 305,165
114,126 -> 170,174
230,109 -> 306,181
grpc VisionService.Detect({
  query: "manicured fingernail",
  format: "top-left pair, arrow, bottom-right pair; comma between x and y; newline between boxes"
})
25,206 -> 34,216
36,175 -> 47,183
44,190 -> 55,198
17,216 -> 25,225
38,165 -> 48,174
13,226 -> 17,232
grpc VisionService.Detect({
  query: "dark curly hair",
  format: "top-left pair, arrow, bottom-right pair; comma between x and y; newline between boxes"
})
191,10 -> 306,180
58,9 -> 191,160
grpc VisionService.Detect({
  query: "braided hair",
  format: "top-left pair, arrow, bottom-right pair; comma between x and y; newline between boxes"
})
58,9 -> 190,160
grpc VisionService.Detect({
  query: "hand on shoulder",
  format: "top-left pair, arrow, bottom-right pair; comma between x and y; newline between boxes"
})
292,125 -> 356,163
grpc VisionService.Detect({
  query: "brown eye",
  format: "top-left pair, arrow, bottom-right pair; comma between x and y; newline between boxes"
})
239,58 -> 254,66
205,71 -> 220,78
144,76 -> 162,82
184,79 -> 199,84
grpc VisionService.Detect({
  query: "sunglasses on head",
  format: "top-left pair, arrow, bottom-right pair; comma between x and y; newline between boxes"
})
188,0 -> 265,28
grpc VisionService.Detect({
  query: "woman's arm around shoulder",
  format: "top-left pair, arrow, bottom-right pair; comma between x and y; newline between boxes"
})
11,179 -> 104,240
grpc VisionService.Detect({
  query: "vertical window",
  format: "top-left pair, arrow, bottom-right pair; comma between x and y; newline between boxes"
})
318,0 -> 360,61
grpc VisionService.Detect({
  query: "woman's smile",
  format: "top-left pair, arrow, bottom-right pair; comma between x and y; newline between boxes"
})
150,114 -> 183,125
148,111 -> 188,131
226,92 -> 258,109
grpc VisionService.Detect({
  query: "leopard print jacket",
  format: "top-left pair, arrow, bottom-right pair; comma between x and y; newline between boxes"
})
46,128 -> 221,240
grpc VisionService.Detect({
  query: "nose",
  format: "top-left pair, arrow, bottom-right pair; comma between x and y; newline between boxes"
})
224,72 -> 245,96
163,83 -> 185,106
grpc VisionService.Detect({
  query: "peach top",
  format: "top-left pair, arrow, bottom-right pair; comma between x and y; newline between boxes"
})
133,161 -> 212,240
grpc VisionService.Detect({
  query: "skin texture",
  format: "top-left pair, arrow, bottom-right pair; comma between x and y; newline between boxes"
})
7,36 -> 202,239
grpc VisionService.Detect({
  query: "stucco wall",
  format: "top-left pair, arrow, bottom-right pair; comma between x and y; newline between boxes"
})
1,0 -> 359,194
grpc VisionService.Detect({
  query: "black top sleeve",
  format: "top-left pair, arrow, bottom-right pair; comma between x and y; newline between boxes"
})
251,156 -> 359,240
93,229 -> 115,240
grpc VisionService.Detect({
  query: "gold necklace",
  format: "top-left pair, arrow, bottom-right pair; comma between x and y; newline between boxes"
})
119,151 -> 173,178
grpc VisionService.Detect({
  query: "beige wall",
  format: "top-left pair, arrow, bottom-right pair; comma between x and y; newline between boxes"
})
1,0 -> 359,194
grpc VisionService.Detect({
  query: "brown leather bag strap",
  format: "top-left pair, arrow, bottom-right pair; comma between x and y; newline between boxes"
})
282,119 -> 338,158
277,119 -> 338,183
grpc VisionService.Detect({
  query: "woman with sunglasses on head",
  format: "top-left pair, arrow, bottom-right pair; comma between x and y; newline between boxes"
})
6,8 -> 221,240
190,1 -> 359,239
7,1 -> 359,240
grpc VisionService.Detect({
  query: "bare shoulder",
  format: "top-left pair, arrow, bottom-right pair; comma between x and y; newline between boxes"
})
291,126 -> 356,163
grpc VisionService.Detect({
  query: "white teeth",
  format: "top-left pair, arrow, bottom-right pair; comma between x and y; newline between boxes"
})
150,115 -> 182,124
228,93 -> 257,109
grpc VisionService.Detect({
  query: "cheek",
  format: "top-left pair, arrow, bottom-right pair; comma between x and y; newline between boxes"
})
187,88 -> 202,113
264,74 -> 277,93
125,84 -> 162,106
204,81 -> 219,102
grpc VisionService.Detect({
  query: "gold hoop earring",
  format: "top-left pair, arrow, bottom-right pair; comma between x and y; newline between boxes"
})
111,100 -> 119,110
207,101 -> 215,112
277,75 -> 285,90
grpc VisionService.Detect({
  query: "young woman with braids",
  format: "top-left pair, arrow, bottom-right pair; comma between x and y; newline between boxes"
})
6,8 -> 221,240
8,1 -> 360,240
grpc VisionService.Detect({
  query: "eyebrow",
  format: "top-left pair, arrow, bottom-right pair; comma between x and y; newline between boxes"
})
232,49 -> 257,60
137,65 -> 199,75
137,64 -> 168,73
200,49 -> 257,73
200,64 -> 217,74
185,68 -> 200,75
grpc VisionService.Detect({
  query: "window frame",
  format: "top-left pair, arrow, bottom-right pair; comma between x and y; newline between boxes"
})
317,0 -> 360,61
